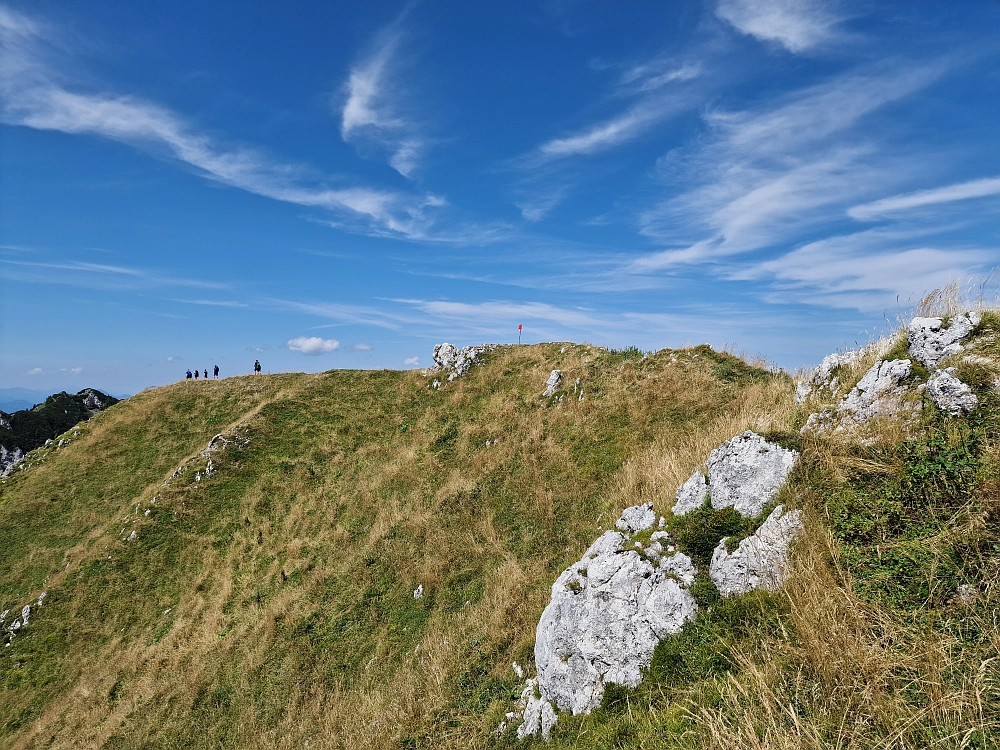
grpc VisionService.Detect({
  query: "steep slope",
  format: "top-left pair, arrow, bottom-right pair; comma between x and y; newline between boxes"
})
0,344 -> 794,749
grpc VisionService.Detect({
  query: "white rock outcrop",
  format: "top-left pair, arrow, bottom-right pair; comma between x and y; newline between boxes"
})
795,350 -> 863,404
543,369 -> 562,397
804,359 -> 916,433
707,431 -> 798,518
672,470 -> 708,516
518,680 -> 558,740
521,506 -> 698,736
430,343 -> 498,381
615,502 -> 656,533
709,505 -> 804,597
0,445 -> 25,479
908,313 -> 981,369
927,368 -> 978,416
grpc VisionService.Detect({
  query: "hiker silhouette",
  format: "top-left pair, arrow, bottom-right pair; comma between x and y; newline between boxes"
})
214,365 -> 219,379
254,359 -> 261,374
194,369 -> 199,379
186,370 -> 192,379
203,369 -> 208,379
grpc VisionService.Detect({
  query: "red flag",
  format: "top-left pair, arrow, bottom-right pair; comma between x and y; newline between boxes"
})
518,324 -> 523,331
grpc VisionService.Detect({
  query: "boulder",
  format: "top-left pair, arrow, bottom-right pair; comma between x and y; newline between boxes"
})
615,502 -> 656,533
0,445 -> 25,479
707,431 -> 798,518
517,682 -> 558,740
709,505 -> 804,597
523,506 -> 697,734
543,369 -> 562,397
908,313 -> 981,369
927,368 -> 978,416
672,470 -> 708,516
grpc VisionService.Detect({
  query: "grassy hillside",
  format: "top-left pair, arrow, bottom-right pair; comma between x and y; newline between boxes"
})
0,343 -> 796,749
3,328 -> 998,750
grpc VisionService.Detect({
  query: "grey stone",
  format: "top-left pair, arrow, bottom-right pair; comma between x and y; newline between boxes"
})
615,502 -> 656,533
927,368 -> 978,416
518,680 -> 558,739
20,605 -> 29,627
707,431 -> 798,518
908,312 -> 981,368
531,526 -> 698,720
543,369 -> 562,397
806,359 -> 916,433
0,415 -> 10,430
709,505 -> 804,597
0,446 -> 25,479
795,350 -> 862,404
413,584 -> 424,599
431,343 -> 498,379
672,470 -> 708,516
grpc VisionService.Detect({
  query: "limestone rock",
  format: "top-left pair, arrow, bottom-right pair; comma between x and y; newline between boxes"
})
795,350 -> 863,404
615,502 -> 656,533
908,313 -> 981,368
517,680 -> 558,739
707,431 -> 798,518
530,509 -> 698,724
672,470 -> 708,516
430,343 -> 498,380
927,368 -> 978,416
836,359 -> 913,426
0,445 -> 25,479
543,369 -> 562,397
709,505 -> 804,597
0,414 -> 10,430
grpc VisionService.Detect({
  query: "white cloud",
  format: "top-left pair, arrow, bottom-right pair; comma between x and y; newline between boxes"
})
633,64 -> 945,270
539,100 -> 676,158
340,19 -> 425,177
0,6 -> 449,241
849,176 -> 1000,221
403,356 -> 419,366
735,229 -> 991,310
716,0 -> 842,53
350,342 -> 373,351
287,336 -> 340,355
26,367 -> 42,375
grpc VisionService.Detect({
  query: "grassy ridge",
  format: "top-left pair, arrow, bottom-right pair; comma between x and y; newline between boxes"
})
0,344 -> 793,749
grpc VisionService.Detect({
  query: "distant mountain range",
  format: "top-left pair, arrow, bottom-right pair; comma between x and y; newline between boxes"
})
0,387 -> 128,413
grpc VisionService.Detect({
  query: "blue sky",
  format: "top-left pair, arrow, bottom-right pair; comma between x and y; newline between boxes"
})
2,0 -> 999,395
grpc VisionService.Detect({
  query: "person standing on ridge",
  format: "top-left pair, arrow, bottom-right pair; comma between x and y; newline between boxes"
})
254,359 -> 261,375
203,369 -> 208,379
194,369 -> 199,379
214,365 -> 219,379
186,369 -> 192,379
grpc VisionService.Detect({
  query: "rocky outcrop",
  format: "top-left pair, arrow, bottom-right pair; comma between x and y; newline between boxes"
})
429,343 -> 498,382
710,505 -> 804,597
543,370 -> 562,397
518,681 -> 558,740
672,470 -> 708,516
2,592 -> 45,647
908,313 -> 981,369
0,445 -> 24,479
804,359 -> 915,433
521,504 -> 697,735
927,369 -> 978,416
0,413 -> 10,430
795,350 -> 863,404
706,431 -> 798,518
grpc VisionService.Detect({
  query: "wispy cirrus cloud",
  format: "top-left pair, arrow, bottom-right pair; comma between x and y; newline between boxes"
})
731,227 -> 992,310
632,63 -> 946,271
715,0 -> 844,53
0,5 -> 448,241
0,257 -> 229,290
849,176 -> 1000,220
340,11 -> 426,178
